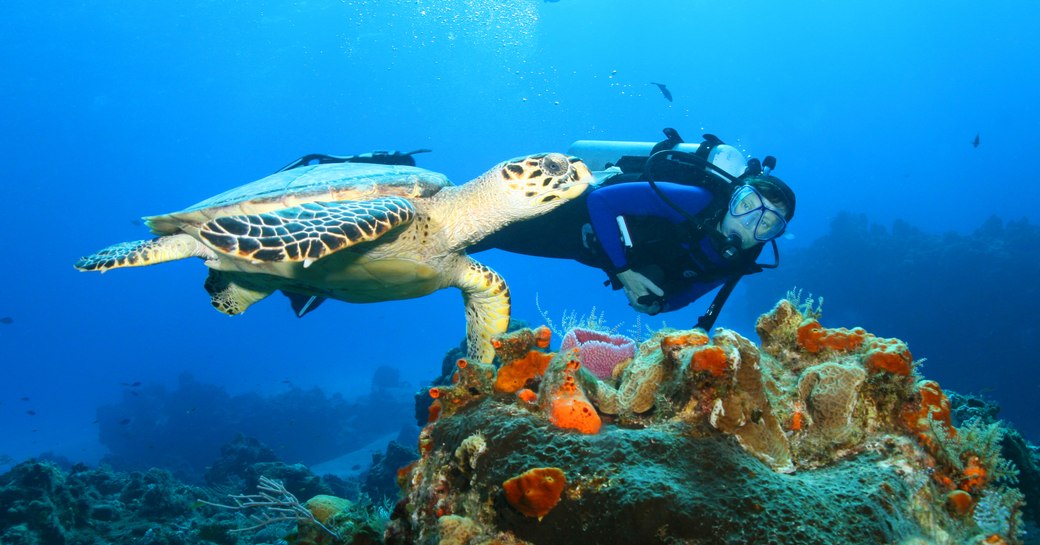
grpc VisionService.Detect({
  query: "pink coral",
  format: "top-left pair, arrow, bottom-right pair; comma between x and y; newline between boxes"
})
560,327 -> 635,380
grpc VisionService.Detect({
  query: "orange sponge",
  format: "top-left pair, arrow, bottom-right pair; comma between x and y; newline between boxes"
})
494,350 -> 552,393
503,467 -> 566,519
959,455 -> 987,493
550,396 -> 602,434
691,345 -> 729,377
902,380 -> 953,433
945,489 -> 973,516
864,338 -> 912,375
796,319 -> 867,353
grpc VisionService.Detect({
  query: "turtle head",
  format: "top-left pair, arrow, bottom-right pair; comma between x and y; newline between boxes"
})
497,153 -> 593,213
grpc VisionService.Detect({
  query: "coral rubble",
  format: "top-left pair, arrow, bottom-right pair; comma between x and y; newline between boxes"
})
387,301 -> 1031,545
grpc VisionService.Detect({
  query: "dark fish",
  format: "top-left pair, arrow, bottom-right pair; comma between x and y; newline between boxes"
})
972,132 -> 980,148
26,410 -> 36,416
119,418 -> 131,425
20,397 -> 29,401
650,82 -> 673,102
0,317 -> 12,325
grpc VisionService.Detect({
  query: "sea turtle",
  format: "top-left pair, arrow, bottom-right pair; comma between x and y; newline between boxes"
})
75,153 -> 593,362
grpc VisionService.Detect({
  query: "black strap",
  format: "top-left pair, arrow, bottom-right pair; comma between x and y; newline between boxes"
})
695,275 -> 742,331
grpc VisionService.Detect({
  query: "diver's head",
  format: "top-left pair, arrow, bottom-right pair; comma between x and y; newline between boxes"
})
720,175 -> 796,249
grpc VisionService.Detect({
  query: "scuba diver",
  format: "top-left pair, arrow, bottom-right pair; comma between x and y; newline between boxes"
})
275,129 -> 795,331
469,128 -> 796,330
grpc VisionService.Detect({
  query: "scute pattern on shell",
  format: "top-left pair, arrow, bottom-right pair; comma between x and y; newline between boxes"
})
199,196 -> 415,263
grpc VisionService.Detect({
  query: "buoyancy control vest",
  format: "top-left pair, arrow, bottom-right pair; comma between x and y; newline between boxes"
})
571,129 -> 783,329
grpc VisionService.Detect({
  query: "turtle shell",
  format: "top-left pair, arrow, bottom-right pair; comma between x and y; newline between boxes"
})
145,162 -> 452,235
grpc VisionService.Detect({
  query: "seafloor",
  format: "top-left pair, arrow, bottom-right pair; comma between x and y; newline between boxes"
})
2,299 -> 1038,545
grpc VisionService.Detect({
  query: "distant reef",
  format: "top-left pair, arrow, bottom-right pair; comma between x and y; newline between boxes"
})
97,368 -> 415,483
0,434 -> 405,545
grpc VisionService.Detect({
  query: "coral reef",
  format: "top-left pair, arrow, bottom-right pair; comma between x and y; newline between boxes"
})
3,301 -> 1040,544
744,213 -> 1040,442
386,300 -> 1033,545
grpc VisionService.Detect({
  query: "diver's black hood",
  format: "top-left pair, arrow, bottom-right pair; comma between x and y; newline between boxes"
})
746,174 -> 796,221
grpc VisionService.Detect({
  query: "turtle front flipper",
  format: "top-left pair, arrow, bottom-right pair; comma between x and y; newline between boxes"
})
75,234 -> 216,272
452,256 -> 511,363
199,197 -> 415,267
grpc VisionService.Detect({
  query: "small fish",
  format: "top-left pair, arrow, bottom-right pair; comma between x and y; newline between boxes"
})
650,82 -> 673,102
119,418 -> 131,425
972,132 -> 980,148
0,317 -> 13,325
20,397 -> 29,402
26,410 -> 36,416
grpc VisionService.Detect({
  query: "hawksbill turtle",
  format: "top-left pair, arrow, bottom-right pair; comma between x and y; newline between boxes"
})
75,153 -> 593,362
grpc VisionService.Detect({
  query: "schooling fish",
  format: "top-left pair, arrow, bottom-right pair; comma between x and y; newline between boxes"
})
650,82 -> 673,102
972,132 -> 980,148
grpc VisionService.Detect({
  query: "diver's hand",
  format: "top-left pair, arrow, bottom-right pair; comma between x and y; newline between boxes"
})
616,269 -> 665,315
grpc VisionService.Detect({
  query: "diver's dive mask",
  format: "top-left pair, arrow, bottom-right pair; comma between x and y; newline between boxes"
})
723,185 -> 788,245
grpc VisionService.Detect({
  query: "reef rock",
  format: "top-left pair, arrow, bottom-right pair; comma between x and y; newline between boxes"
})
389,300 -> 1029,545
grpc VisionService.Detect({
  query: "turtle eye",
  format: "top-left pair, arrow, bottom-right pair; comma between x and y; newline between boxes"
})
540,153 -> 569,177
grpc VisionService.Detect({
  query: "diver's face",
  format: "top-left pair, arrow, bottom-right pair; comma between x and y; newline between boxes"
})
720,186 -> 787,249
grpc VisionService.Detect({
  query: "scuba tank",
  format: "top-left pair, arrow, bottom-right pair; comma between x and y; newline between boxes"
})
567,139 -> 749,180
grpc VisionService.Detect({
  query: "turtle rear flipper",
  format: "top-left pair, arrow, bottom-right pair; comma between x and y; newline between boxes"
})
199,197 -> 415,267
75,234 -> 215,272
205,270 -> 273,315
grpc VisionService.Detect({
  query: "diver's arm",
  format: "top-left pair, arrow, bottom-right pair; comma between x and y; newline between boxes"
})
586,182 -> 713,270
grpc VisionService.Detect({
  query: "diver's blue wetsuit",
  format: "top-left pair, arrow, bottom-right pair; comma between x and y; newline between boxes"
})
586,182 -> 734,312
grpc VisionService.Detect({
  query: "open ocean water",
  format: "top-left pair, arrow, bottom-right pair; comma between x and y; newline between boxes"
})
1,0 -> 1038,496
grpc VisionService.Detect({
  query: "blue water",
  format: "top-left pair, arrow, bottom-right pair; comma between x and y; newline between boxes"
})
1,1 -> 1038,468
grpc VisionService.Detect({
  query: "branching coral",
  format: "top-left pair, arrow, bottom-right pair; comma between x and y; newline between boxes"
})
535,295 -> 619,338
